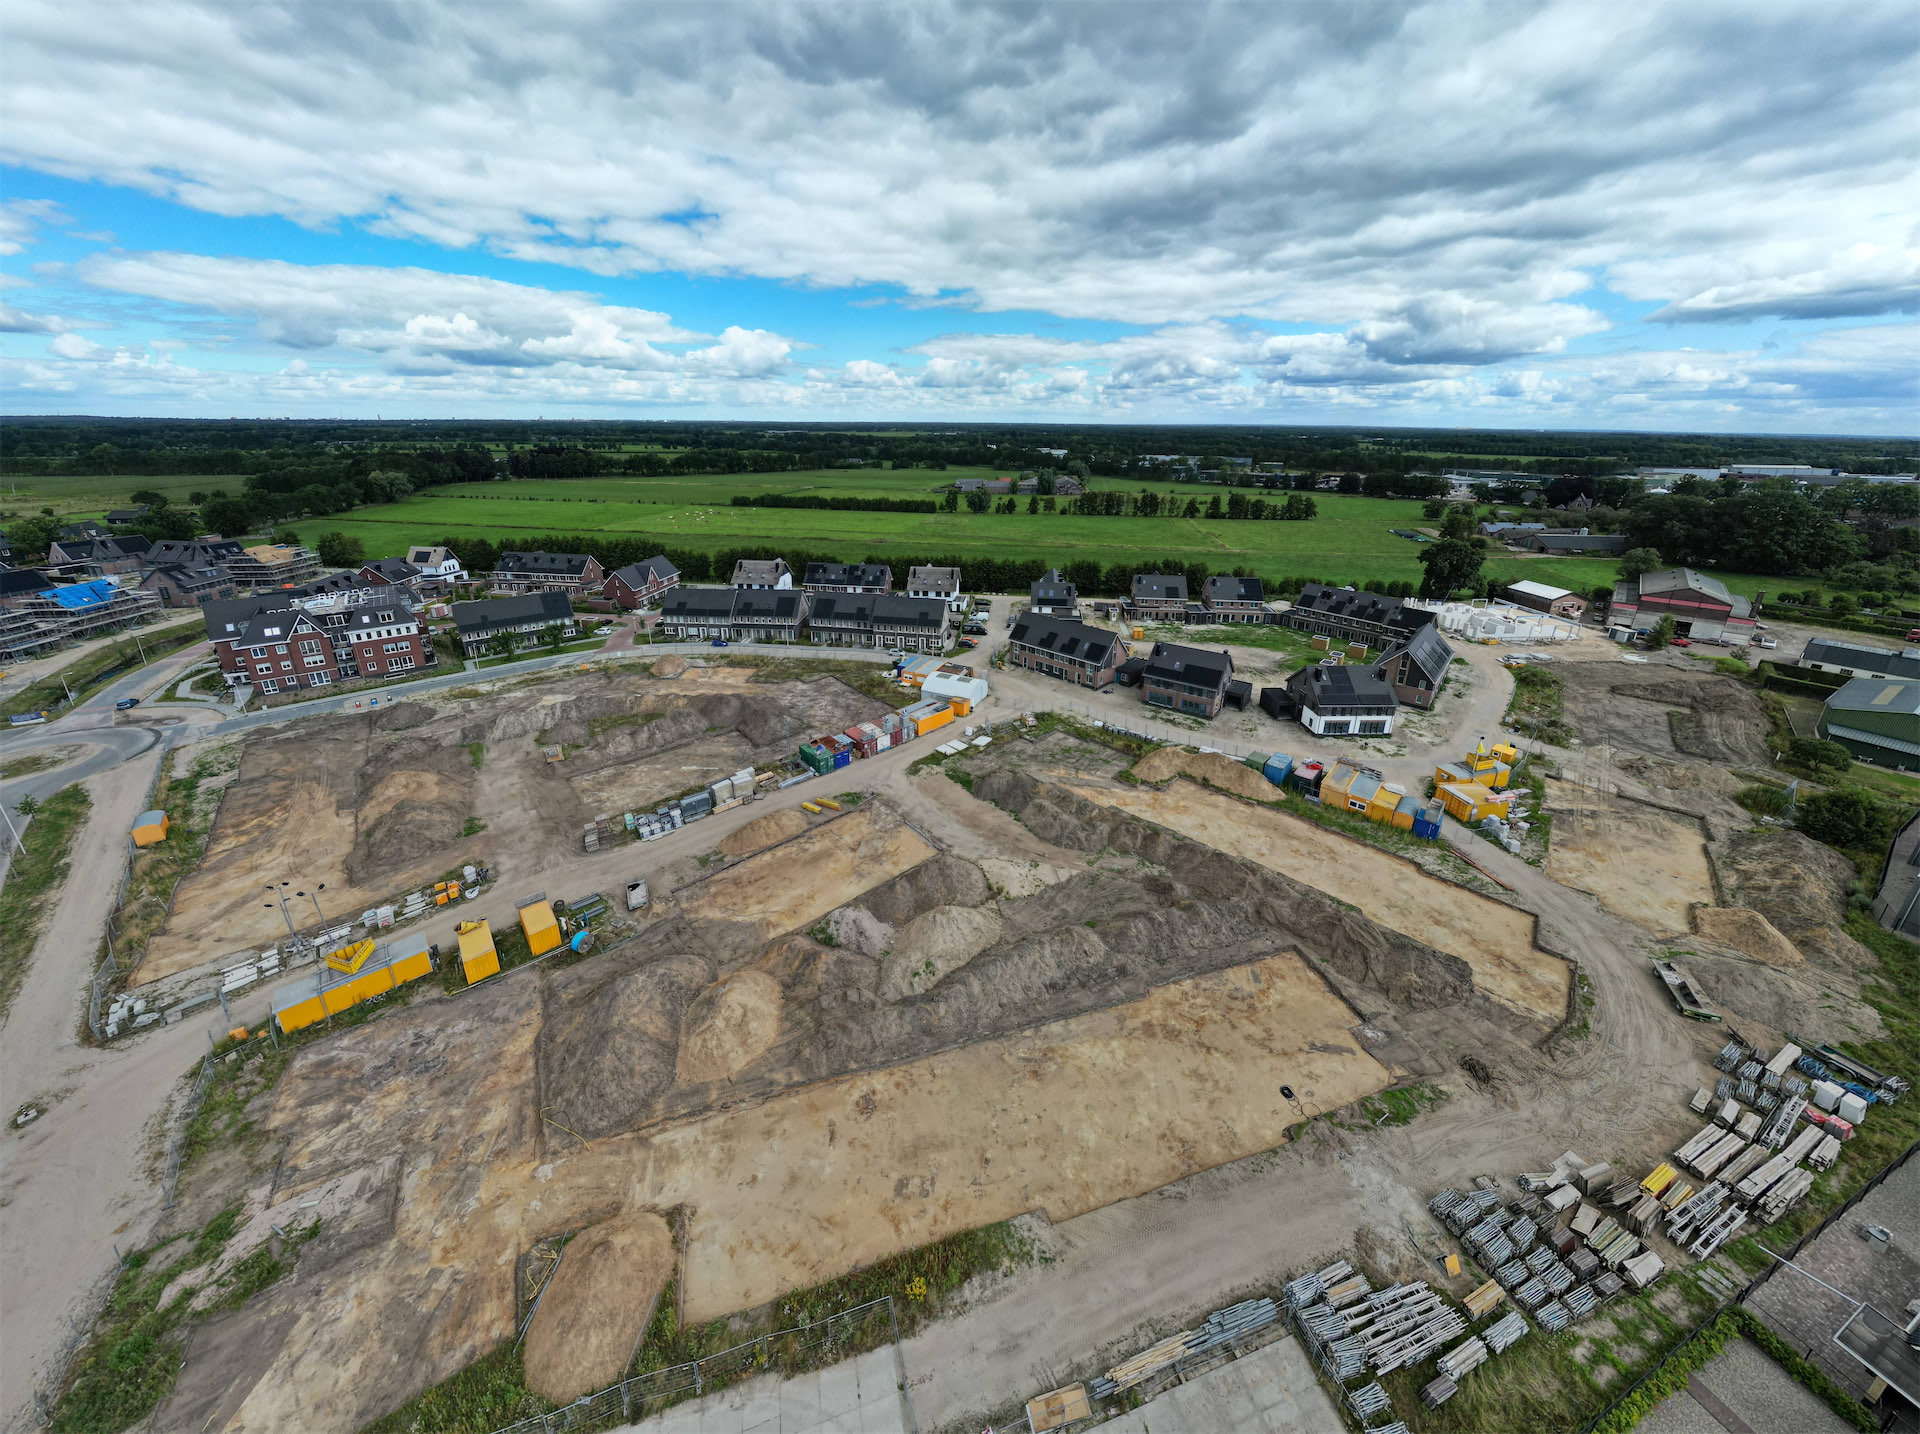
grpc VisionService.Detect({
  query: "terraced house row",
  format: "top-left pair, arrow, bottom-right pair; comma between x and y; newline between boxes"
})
655,585 -> 954,651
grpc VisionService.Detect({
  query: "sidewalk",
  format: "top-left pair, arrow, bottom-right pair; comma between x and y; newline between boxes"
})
610,1346 -> 910,1434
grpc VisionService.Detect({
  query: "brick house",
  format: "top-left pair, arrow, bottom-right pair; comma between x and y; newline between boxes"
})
1007,611 -> 1121,688
1129,574 -> 1189,622
491,551 -> 604,595
730,588 -> 809,642
209,596 -> 434,694
1377,624 -> 1455,710
46,535 -> 152,578
148,538 -> 245,571
140,563 -> 235,608
1202,575 -> 1266,623
1028,569 -> 1079,617
806,592 -> 879,647
871,594 -> 953,653
656,586 -> 739,641
1140,642 -> 1235,718
451,591 -> 578,655
604,555 -> 680,609
803,562 -> 892,594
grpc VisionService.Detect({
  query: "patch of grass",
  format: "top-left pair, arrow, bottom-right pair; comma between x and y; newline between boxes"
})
359,1341 -> 552,1434
585,710 -> 660,740
1735,782 -> 1791,818
836,791 -> 864,804
0,750 -> 63,779
0,622 -> 205,721
733,654 -> 909,706
446,687 -> 487,700
462,816 -> 487,838
0,783 -> 90,1020
1504,663 -> 1569,745
1358,1083 -> 1446,1126
945,765 -> 975,792
464,740 -> 484,768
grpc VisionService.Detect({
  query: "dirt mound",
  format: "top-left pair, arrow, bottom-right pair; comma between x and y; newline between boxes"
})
1131,748 -> 1277,804
1692,905 -> 1804,967
880,905 -> 1005,1001
676,970 -> 784,1082
1678,947 -> 1884,1043
652,655 -> 689,677
718,808 -> 807,858
1716,830 -> 1873,970
977,856 -> 1078,898
824,906 -> 894,957
522,1211 -> 675,1402
540,949 -> 719,1138
859,852 -> 992,925
370,702 -> 433,732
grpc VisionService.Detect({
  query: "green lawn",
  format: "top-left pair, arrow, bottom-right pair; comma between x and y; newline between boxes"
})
0,472 -> 229,521
286,474 -> 1627,593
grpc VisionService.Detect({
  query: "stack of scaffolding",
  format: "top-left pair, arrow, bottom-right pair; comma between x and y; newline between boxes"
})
1536,1299 -> 1571,1332
1284,1259 -> 1364,1310
1354,1283 -> 1468,1375
1757,1169 -> 1817,1224
1421,1374 -> 1457,1409
1347,1382 -> 1391,1422
1430,1187 -> 1502,1233
1759,1097 -> 1806,1150
1714,1039 -> 1747,1073
1484,1311 -> 1529,1352
1437,1335 -> 1488,1380
1563,1284 -> 1600,1319
1088,1298 -> 1280,1397
1665,1183 -> 1728,1243
1808,1133 -> 1842,1171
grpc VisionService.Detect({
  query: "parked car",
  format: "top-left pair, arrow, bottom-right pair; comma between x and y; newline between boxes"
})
115,697 -> 141,710
710,638 -> 729,647
1669,637 -> 1691,647
957,637 -> 978,649
1756,637 -> 1778,649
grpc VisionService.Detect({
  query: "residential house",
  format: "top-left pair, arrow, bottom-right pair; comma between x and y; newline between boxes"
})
140,563 -> 235,608
1029,568 -> 1079,617
104,507 -> 149,525
1007,611 -> 1122,689
656,586 -> 739,641
1608,567 -> 1755,645
1202,575 -> 1266,623
403,545 -> 467,582
227,543 -> 320,589
46,535 -> 152,578
907,565 -> 964,612
730,588 -> 809,643
59,521 -> 109,542
1527,533 -> 1628,555
730,557 -> 791,589
1285,583 -> 1435,649
209,594 -> 435,692
1140,642 -> 1234,718
148,538 -> 244,571
1819,678 -> 1920,771
1129,573 -> 1189,623
359,557 -> 425,590
803,562 -> 892,594
1800,639 -> 1920,682
1506,580 -> 1588,620
490,550 -> 604,595
451,591 -> 577,656
605,555 -> 680,609
871,594 -> 954,653
0,571 -> 163,659
1377,624 -> 1455,710
1285,662 -> 1400,737
806,592 -> 880,647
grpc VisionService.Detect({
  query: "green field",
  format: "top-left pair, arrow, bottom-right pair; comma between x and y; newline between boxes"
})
265,470 -> 1626,593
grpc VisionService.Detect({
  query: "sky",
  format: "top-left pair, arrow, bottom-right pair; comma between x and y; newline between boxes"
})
1,1 -> 1916,432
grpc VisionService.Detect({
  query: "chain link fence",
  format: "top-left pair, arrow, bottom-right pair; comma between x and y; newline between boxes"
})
492,1296 -> 903,1434
159,1040 -> 216,1210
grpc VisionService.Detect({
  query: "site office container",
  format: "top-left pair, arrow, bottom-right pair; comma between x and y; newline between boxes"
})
1262,753 -> 1295,787
457,920 -> 499,984
1390,792 -> 1421,831
799,742 -> 833,776
1288,761 -> 1325,797
271,936 -> 433,1034
1368,782 -> 1403,825
518,898 -> 562,957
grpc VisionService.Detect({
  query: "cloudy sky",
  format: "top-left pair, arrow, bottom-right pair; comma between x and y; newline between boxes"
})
2,1 -> 1915,430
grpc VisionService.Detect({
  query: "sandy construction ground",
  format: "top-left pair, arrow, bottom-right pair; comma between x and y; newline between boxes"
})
1065,777 -> 1568,1023
678,803 -> 935,938
1543,781 -> 1715,934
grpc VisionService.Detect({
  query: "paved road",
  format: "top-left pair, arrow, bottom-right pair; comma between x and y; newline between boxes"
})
610,1346 -> 910,1434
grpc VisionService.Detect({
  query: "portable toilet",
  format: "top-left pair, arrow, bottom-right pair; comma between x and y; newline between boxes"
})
1263,752 -> 1294,788
517,897 -> 562,957
131,809 -> 170,847
457,919 -> 499,984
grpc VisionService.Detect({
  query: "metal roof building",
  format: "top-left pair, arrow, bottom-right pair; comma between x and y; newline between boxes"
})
1819,677 -> 1920,770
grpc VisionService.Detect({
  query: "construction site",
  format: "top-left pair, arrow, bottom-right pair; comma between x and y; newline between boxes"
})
29,631 -> 1920,1434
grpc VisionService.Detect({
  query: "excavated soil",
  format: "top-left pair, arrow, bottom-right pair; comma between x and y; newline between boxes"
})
1714,829 -> 1874,971
716,807 -> 808,858
1542,783 -> 1716,934
675,969 -> 784,1083
1670,947 -> 1885,1044
879,905 -> 1005,1002
521,1211 -> 676,1402
1130,747 -> 1279,803
1556,665 -> 1773,766
1691,905 -> 1804,968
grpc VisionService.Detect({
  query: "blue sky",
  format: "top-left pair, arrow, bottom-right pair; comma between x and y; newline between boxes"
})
2,1 -> 1915,432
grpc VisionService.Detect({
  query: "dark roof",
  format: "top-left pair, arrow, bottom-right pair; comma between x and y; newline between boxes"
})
610,555 -> 679,587
1030,568 -> 1077,603
907,565 -> 961,592
1132,573 -> 1188,602
496,550 -> 595,576
362,558 -> 422,582
1205,575 -> 1265,604
731,588 -> 804,622
1387,623 -> 1456,680
1529,533 -> 1628,553
1292,583 -> 1433,636
871,594 -> 949,630
804,562 -> 891,588
145,563 -> 228,590
1805,640 -> 1920,680
104,508 -> 149,522
0,568 -> 52,596
1286,662 -> 1400,709
452,590 -> 575,635
201,596 -> 280,637
1637,566 -> 1741,606
1140,641 -> 1233,693
50,537 -> 148,563
809,592 -> 876,625
232,607 -> 316,643
59,521 -> 108,539
150,538 -> 243,566
660,586 -> 739,622
1009,611 -> 1120,664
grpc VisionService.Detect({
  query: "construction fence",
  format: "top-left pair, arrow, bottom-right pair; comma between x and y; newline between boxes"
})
490,1296 -> 906,1434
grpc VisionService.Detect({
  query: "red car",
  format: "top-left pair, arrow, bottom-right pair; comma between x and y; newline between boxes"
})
1669,637 -> 1691,647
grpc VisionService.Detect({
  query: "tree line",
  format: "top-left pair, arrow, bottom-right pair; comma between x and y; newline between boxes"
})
732,494 -> 938,513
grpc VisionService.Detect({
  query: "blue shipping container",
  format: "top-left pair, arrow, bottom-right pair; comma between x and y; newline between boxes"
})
832,749 -> 851,769
1262,753 -> 1294,786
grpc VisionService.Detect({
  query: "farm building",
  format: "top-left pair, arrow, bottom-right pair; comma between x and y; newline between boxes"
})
1799,639 -> 1920,682
1607,567 -> 1755,645
1029,568 -> 1080,617
1528,532 -> 1628,555
604,555 -> 680,609
657,585 -> 738,641
1377,624 -> 1455,710
1007,611 -> 1122,689
1506,580 -> 1587,620
1285,583 -> 1435,648
490,551 -> 604,596
1819,678 -> 1920,770
804,562 -> 892,594
731,557 -> 791,589
452,591 -> 577,656
1285,662 -> 1399,737
1140,642 -> 1235,718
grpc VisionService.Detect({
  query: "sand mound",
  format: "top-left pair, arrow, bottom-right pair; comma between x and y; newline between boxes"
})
860,853 -> 992,925
880,905 -> 1005,1001
676,970 -> 784,1082
522,1211 -> 676,1402
718,808 -> 807,858
1692,905 -> 1804,968
977,857 -> 1078,898
1718,829 -> 1873,970
824,906 -> 894,958
1130,749 -> 1277,804
652,655 -> 689,678
540,951 -> 717,1138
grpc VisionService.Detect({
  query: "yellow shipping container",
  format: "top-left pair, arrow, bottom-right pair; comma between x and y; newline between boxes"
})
1366,785 -> 1400,825
131,809 -> 170,847
913,703 -> 955,736
519,899 -> 562,957
1492,741 -> 1520,765
1319,761 -> 1361,810
1436,781 -> 1504,823
458,920 -> 499,985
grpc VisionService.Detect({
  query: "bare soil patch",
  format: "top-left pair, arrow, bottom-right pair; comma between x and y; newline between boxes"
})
522,1211 -> 675,1402
1542,782 -> 1715,934
1715,829 -> 1874,970
1691,905 -> 1804,967
1557,665 -> 1772,766
675,969 -> 784,1083
716,807 -> 808,858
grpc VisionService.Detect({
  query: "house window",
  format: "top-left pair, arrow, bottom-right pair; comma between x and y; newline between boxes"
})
1323,720 -> 1350,735
260,679 -> 278,694
250,646 -> 266,659
1359,720 -> 1387,735
275,645 -> 288,655
304,654 -> 327,667
279,660 -> 293,671
300,639 -> 321,655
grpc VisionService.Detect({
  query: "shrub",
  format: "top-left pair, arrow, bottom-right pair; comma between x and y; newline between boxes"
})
1786,736 -> 1852,776
1798,787 -> 1899,852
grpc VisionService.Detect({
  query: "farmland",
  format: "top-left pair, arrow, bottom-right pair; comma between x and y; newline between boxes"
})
254,469 -> 1627,593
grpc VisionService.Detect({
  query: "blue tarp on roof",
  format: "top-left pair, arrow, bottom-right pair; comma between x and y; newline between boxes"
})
40,580 -> 115,611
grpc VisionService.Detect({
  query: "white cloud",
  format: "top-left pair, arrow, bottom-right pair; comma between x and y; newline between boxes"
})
0,198 -> 69,256
47,331 -> 107,359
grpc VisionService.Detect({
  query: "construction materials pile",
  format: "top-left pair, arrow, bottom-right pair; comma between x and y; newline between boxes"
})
1086,1298 -> 1278,1399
